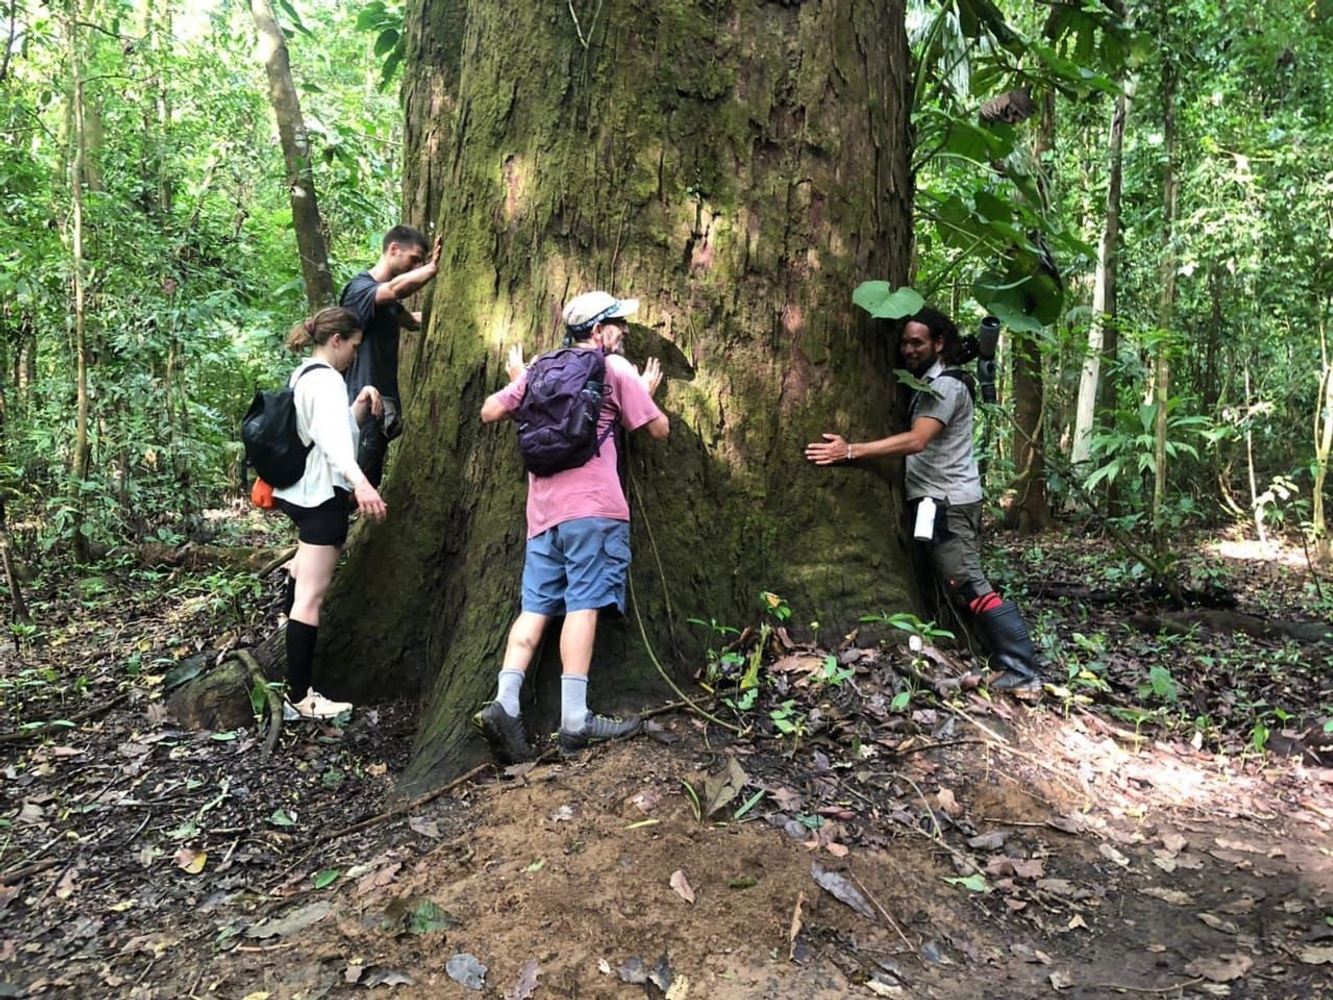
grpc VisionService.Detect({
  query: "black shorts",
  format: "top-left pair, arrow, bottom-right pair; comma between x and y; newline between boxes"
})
277,489 -> 352,547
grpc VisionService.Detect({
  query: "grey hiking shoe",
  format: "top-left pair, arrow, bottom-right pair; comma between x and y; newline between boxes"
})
472,701 -> 535,764
558,712 -> 642,757
988,670 -> 1043,696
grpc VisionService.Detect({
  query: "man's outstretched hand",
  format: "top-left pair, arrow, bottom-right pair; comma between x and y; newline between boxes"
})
804,432 -> 850,466
505,344 -> 526,383
640,357 -> 663,395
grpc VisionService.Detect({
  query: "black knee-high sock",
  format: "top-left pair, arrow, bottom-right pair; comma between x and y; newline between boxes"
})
282,574 -> 296,617
286,620 -> 317,698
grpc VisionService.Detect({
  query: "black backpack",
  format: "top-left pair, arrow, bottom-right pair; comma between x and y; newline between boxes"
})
514,348 -> 613,476
241,363 -> 331,488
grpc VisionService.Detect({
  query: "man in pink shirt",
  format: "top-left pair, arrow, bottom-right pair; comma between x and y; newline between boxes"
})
475,291 -> 669,761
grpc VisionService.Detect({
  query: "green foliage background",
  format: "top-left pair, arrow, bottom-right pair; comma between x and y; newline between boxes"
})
1,0 -> 1331,557
0,0 -> 400,548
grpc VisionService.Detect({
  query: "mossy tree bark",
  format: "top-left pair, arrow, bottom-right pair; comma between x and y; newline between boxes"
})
320,0 -> 917,789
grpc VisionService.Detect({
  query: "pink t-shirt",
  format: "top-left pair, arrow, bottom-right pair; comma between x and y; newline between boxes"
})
495,351 -> 664,538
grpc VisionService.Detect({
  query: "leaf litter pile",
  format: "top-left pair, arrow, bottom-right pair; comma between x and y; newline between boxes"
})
1,522 -> 1331,998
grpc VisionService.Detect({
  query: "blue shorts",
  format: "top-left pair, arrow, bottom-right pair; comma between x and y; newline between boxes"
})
521,517 -> 631,616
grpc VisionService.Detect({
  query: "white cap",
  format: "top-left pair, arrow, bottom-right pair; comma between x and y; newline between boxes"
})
562,291 -> 640,334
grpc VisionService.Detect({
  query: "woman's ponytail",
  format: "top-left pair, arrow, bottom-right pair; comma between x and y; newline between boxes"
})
285,307 -> 360,353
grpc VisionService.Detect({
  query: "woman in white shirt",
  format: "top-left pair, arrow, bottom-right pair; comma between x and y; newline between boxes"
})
275,307 -> 387,720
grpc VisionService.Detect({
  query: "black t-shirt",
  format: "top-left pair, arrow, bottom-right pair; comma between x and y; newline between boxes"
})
340,271 -> 405,401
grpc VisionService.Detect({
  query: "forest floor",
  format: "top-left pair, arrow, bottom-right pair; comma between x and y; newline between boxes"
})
1,511 -> 1331,999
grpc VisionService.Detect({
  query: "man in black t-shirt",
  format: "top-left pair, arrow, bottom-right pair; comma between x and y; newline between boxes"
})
339,224 -> 443,486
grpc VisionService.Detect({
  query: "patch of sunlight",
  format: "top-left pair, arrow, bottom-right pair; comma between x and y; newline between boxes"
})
1208,539 -> 1307,569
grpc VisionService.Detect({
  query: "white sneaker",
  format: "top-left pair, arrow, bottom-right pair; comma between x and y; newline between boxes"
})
288,688 -> 353,720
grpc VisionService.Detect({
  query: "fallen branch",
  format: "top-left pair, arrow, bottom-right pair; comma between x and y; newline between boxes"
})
255,545 -> 297,579
0,857 -> 61,885
310,762 -> 491,849
848,869 -> 920,960
1092,978 -> 1203,995
116,541 -> 290,573
227,648 -> 282,759
0,690 -> 132,744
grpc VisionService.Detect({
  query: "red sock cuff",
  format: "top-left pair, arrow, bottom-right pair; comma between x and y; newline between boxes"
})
969,592 -> 1002,614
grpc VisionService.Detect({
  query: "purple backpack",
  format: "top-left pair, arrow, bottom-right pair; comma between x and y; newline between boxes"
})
515,347 -> 613,476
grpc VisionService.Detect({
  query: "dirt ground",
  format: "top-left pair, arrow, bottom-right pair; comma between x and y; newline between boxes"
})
2,526 -> 1332,999
190,718 -> 1333,1000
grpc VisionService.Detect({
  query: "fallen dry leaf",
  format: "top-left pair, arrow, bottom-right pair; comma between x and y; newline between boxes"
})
1196,912 -> 1239,935
1011,943 -> 1053,965
770,786 -> 804,812
55,865 -> 82,899
244,901 -> 332,940
1049,970 -> 1074,990
1184,952 -> 1253,982
356,862 -> 402,897
788,891 -> 806,961
1098,844 -> 1131,868
506,957 -> 540,1000
669,869 -> 695,904
1160,832 -> 1188,854
699,757 -> 748,819
936,787 -> 962,816
1214,837 -> 1262,854
1140,886 -> 1193,906
407,817 -> 441,839
1297,946 -> 1333,965
810,863 -> 875,919
1046,814 -> 1086,835
173,848 -> 206,875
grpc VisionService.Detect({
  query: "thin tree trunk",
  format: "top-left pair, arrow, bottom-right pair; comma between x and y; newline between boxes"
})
1072,89 -> 1128,470
1313,303 -> 1332,562
1203,266 -> 1223,410
1243,363 -> 1266,545
66,1 -> 92,562
1002,87 -> 1055,533
1152,56 -> 1179,545
249,0 -> 334,310
322,0 -> 916,790
0,494 -> 28,624
1,0 -> 18,84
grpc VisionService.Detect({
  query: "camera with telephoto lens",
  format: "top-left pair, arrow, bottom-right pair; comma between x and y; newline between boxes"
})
952,316 -> 1001,404
975,315 -> 999,404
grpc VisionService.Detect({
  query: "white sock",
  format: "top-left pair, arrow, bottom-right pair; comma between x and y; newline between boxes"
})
495,669 -> 524,716
561,674 -> 589,732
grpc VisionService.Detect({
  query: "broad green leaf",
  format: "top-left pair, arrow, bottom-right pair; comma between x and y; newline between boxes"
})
944,873 -> 991,893
313,868 -> 341,889
852,281 -> 924,320
373,28 -> 399,58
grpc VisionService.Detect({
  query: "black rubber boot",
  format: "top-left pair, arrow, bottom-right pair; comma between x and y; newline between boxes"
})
973,600 -> 1042,692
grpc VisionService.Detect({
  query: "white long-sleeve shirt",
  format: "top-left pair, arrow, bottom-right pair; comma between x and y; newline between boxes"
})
272,359 -> 364,508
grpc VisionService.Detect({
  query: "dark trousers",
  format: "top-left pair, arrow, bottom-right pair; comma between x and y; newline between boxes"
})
356,396 -> 400,489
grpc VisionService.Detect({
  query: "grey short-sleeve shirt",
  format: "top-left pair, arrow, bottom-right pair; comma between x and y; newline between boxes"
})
905,360 -> 983,504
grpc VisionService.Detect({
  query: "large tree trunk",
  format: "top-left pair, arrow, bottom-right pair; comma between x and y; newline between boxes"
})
250,0 -> 334,310
319,0 -> 917,790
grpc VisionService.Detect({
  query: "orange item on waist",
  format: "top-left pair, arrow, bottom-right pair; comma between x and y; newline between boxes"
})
250,477 -> 276,510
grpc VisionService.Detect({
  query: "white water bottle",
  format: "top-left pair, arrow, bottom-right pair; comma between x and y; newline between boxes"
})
913,497 -> 937,541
